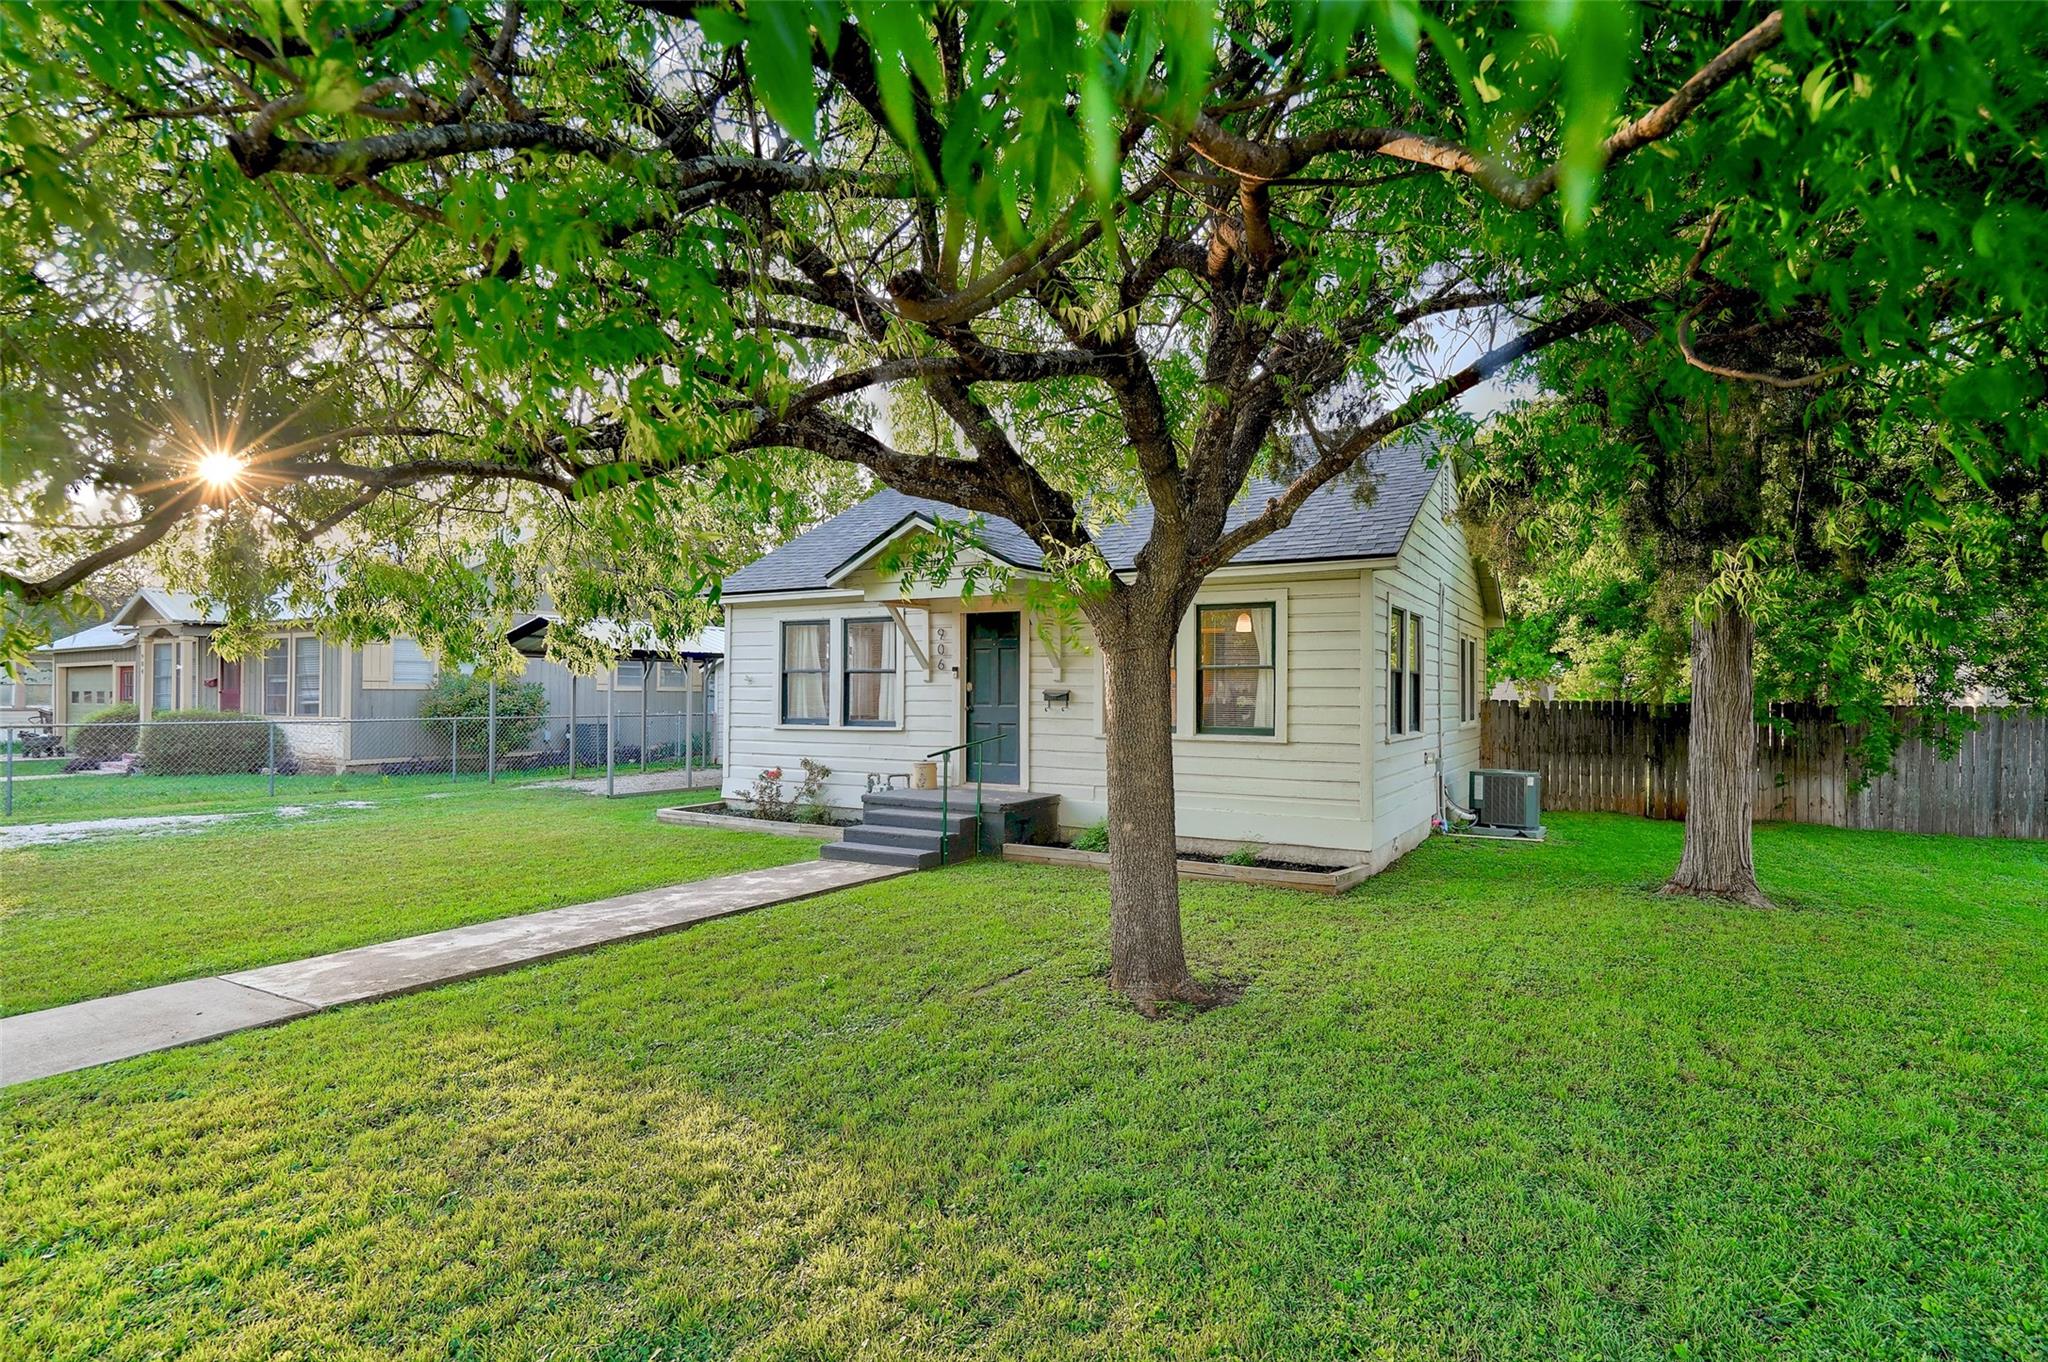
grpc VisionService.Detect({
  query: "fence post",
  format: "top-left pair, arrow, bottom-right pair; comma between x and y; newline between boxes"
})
267,722 -> 277,798
605,660 -> 616,798
567,673 -> 578,780
487,679 -> 497,784
4,726 -> 13,818
639,662 -> 650,773
684,670 -> 694,790
451,716 -> 459,781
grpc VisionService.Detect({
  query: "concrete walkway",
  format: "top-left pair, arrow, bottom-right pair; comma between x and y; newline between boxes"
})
1,858 -> 903,1086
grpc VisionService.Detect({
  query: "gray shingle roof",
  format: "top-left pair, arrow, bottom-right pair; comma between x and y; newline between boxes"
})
723,435 -> 1442,596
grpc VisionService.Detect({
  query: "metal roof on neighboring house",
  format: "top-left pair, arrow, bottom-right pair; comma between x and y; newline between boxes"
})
722,434 -> 1444,596
505,614 -> 725,659
110,567 -> 351,629
40,620 -> 131,653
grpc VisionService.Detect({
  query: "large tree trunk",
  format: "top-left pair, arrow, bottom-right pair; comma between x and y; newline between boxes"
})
1098,625 -> 1213,1009
1664,600 -> 1769,906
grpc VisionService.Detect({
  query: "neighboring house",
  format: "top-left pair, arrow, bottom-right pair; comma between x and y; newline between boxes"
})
1491,677 -> 1558,702
718,439 -> 1504,871
1,654 -> 57,727
35,620 -> 134,723
29,588 -> 722,771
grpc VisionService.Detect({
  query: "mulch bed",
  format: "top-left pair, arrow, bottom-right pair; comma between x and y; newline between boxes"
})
1051,839 -> 1332,875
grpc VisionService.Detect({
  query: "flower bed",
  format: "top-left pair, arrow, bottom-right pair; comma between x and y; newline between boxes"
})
655,801 -> 846,839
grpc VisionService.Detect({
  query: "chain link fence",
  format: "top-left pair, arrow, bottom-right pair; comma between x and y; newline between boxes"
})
3,703 -> 721,824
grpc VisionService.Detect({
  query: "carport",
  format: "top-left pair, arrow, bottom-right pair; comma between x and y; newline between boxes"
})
504,616 -> 723,795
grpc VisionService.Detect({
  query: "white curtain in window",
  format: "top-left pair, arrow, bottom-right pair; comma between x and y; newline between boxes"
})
843,620 -> 896,724
782,623 -> 827,722
785,624 -> 824,668
1248,607 -> 1275,729
845,620 -> 891,670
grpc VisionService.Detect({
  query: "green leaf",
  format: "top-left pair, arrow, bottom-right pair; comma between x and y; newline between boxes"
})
1369,1 -> 1422,90
280,0 -> 311,51
306,58 -> 361,116
1547,0 -> 1638,236
744,4 -> 821,149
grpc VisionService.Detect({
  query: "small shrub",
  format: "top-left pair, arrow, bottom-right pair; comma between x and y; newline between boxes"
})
418,673 -> 547,753
792,758 -> 833,823
1222,844 -> 1262,867
70,703 -> 139,761
137,710 -> 277,775
744,766 -> 794,821
747,757 -> 833,822
1072,820 -> 1110,853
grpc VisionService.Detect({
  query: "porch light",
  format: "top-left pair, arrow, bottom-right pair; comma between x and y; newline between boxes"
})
1235,610 -> 1254,633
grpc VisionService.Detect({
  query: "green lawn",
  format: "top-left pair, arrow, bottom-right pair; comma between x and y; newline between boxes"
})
0,787 -> 804,1015
0,759 -> 718,824
5,815 -> 2045,1359
0,756 -> 69,777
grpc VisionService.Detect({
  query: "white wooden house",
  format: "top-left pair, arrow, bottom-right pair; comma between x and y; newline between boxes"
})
718,439 -> 1504,871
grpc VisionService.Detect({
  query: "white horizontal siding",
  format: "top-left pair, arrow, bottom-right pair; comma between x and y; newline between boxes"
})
721,595 -> 963,810
1369,464 -> 1488,846
1025,571 -> 1373,856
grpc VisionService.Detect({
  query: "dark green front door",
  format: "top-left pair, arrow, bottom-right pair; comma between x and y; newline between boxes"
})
966,613 -> 1021,783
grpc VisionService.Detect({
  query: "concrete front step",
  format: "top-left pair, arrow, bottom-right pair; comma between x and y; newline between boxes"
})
857,805 -> 980,838
860,789 -> 969,810
820,841 -> 947,870
840,823 -> 956,852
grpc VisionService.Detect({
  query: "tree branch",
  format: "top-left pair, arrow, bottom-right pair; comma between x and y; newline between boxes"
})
1194,302 -> 1640,572
1177,11 -> 1783,209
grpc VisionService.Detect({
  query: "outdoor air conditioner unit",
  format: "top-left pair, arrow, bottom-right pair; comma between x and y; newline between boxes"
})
1470,768 -> 1543,832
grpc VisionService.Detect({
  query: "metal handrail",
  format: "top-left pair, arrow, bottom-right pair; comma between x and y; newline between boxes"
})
925,733 -> 1005,865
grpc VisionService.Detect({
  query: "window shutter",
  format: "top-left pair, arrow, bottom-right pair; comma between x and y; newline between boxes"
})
361,641 -> 392,686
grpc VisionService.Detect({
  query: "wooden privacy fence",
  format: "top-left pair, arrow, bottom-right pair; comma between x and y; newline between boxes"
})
1481,701 -> 2047,840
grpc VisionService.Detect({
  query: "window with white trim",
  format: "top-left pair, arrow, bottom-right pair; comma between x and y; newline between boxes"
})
1459,637 -> 1479,723
780,621 -> 828,724
294,637 -> 322,715
1196,604 -> 1276,735
152,642 -> 177,712
658,661 -> 690,690
1409,612 -> 1424,733
615,659 -> 647,688
261,637 -> 324,716
841,618 -> 897,726
392,638 -> 435,687
1389,606 -> 1424,737
263,641 -> 289,715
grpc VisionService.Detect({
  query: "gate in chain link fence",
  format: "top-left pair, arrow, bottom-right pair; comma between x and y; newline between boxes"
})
3,698 -> 721,824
